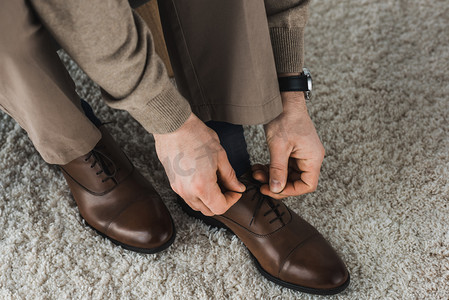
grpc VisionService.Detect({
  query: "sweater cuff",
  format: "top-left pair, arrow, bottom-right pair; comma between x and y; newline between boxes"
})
124,84 -> 192,134
269,27 -> 305,74
101,82 -> 192,134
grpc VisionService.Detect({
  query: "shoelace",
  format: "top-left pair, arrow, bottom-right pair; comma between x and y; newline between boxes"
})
235,179 -> 286,227
84,146 -> 119,183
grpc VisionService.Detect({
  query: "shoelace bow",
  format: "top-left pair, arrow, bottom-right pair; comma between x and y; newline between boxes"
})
84,146 -> 119,183
236,178 -> 286,227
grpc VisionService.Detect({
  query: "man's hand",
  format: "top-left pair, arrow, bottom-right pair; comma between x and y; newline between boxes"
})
253,91 -> 325,199
153,113 -> 245,216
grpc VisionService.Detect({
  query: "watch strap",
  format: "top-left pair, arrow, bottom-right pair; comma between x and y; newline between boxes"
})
277,75 -> 308,92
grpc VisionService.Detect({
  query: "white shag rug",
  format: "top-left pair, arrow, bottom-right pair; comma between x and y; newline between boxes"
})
0,0 -> 448,299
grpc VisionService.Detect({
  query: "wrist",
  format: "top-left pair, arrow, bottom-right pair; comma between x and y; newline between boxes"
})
281,92 -> 308,113
154,112 -> 196,139
281,90 -> 306,102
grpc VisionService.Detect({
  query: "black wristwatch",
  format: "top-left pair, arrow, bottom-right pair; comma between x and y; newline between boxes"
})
277,68 -> 312,101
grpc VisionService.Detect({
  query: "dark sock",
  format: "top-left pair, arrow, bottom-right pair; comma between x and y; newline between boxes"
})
80,99 -> 102,127
205,120 -> 251,178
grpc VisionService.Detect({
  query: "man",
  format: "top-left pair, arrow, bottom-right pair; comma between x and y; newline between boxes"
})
0,0 -> 349,295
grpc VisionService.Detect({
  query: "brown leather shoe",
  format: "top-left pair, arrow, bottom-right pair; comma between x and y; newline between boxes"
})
177,170 -> 349,295
60,125 -> 175,254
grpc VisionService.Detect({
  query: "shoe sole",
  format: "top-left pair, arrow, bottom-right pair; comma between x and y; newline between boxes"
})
80,214 -> 176,254
177,197 -> 350,295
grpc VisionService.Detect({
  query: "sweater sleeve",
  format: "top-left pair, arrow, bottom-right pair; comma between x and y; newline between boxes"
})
263,0 -> 310,73
29,0 -> 192,134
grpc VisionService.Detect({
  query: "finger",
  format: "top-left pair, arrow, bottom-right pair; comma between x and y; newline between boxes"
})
260,182 -> 298,200
201,182 -> 241,215
251,164 -> 269,183
259,166 -> 321,199
187,196 -> 215,216
292,157 -> 322,194
268,143 -> 291,193
253,170 -> 269,183
223,187 -> 243,208
217,150 -> 246,193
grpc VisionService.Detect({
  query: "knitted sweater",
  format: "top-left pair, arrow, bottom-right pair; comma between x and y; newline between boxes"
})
30,0 -> 310,134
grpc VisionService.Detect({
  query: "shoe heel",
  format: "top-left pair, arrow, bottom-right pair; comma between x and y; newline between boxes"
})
176,196 -> 228,230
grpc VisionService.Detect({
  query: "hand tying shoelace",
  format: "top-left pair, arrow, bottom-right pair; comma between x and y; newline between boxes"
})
228,177 -> 286,227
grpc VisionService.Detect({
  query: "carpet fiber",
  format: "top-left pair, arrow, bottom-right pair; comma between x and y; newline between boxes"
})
0,0 -> 448,299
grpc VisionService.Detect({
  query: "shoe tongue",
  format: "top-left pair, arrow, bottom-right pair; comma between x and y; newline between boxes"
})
92,149 -> 116,177
236,171 -> 265,201
237,170 -> 259,187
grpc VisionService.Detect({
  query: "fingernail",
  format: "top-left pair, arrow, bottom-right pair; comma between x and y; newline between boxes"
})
239,182 -> 246,191
270,179 -> 282,193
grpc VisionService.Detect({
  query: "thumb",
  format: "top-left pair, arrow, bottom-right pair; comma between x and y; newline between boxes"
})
268,143 -> 290,193
217,150 -> 246,193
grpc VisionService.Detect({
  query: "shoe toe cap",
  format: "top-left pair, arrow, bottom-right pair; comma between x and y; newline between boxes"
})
107,199 -> 175,251
279,234 -> 349,292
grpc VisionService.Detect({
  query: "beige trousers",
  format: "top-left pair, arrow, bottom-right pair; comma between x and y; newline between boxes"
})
0,0 -> 282,164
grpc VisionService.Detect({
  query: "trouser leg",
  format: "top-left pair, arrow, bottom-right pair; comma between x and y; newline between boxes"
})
157,0 -> 283,125
0,0 -> 101,165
